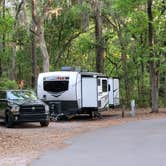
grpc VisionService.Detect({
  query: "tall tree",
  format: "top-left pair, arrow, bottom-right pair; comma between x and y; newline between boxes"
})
147,0 -> 159,112
102,0 -> 131,104
163,45 -> 166,108
0,0 -> 5,77
91,0 -> 105,73
31,24 -> 37,88
10,0 -> 25,80
31,0 -> 62,72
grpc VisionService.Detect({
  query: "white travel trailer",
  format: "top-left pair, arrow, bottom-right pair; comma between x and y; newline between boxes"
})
37,69 -> 109,118
108,78 -> 120,107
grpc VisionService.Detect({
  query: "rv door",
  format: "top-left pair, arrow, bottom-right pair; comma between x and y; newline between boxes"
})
98,78 -> 109,109
108,78 -> 120,107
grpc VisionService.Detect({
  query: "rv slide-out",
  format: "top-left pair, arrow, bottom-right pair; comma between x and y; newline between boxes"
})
108,78 -> 120,107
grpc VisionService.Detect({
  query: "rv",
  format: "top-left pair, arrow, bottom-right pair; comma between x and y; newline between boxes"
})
37,69 -> 109,119
108,78 -> 120,107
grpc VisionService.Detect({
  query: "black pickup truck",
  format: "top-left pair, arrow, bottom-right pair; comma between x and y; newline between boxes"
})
0,90 -> 50,128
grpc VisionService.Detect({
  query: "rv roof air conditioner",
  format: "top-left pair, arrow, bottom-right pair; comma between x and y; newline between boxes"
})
61,66 -> 88,72
61,66 -> 75,71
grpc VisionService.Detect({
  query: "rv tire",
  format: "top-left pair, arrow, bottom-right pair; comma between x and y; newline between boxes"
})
89,111 -> 96,119
89,111 -> 93,119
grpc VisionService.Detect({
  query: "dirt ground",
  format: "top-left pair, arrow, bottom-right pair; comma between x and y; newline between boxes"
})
0,108 -> 166,166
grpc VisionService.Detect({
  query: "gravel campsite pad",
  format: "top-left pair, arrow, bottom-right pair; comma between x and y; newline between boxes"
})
0,108 -> 166,166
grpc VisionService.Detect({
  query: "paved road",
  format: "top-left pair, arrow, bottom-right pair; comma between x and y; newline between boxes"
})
31,119 -> 166,166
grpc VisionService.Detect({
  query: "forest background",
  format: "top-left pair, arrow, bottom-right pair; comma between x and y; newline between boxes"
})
0,0 -> 165,112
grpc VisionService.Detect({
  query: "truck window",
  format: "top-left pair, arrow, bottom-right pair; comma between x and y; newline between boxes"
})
102,80 -> 108,92
43,81 -> 69,93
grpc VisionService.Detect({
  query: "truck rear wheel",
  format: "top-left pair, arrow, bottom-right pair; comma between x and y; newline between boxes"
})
40,121 -> 49,127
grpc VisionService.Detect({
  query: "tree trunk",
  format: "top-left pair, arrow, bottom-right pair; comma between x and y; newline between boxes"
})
9,0 -> 25,81
121,51 -> 129,105
0,0 -> 6,77
136,65 -> 140,101
31,33 -> 37,88
38,27 -> 50,72
117,31 -> 130,106
147,0 -> 159,112
31,0 -> 50,73
93,0 -> 105,73
140,58 -> 145,102
10,43 -> 16,80
164,73 -> 166,107
0,59 -> 2,77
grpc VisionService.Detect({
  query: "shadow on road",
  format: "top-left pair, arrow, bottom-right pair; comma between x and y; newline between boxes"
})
0,110 -> 121,128
57,112 -> 120,122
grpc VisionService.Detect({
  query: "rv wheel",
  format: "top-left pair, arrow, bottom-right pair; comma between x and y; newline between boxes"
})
89,111 -> 95,119
89,111 -> 102,119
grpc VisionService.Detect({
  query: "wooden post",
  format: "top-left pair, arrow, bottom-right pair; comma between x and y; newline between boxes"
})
122,104 -> 125,118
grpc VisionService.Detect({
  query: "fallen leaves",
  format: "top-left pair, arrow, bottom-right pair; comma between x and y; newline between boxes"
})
0,108 -> 165,165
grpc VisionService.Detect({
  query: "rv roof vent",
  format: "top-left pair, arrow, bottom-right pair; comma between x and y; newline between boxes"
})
61,66 -> 75,71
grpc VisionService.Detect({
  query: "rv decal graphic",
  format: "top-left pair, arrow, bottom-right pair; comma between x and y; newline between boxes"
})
44,76 -> 69,81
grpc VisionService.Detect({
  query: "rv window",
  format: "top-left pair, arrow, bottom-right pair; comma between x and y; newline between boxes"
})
44,81 -> 69,93
102,80 -> 108,92
108,84 -> 110,91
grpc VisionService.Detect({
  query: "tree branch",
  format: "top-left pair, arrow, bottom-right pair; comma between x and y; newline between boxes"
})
102,14 -> 117,30
31,0 -> 38,25
15,0 -> 24,20
0,0 -> 3,5
55,31 -> 82,63
29,28 -> 39,37
160,0 -> 166,16
105,55 -> 118,67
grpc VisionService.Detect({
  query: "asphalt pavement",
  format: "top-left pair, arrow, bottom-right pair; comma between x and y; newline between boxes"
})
31,118 -> 166,166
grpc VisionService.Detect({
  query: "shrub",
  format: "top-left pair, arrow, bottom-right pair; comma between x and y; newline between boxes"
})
0,77 -> 18,90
